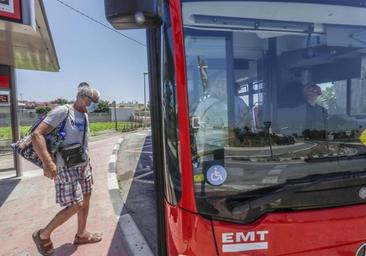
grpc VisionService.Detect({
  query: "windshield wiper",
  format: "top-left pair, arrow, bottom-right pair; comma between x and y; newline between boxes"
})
227,170 -> 366,214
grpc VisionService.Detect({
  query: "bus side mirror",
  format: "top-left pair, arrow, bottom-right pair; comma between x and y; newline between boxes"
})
104,0 -> 162,29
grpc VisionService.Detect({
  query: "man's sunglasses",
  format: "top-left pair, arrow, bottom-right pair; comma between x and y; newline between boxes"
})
85,95 -> 99,103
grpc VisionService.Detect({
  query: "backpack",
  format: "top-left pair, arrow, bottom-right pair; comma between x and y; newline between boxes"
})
11,107 -> 69,168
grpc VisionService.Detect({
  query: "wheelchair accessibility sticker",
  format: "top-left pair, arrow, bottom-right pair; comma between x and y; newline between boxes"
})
206,165 -> 227,186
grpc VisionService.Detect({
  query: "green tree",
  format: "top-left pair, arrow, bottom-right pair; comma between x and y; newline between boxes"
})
319,86 -> 337,113
95,100 -> 110,113
36,106 -> 51,115
53,98 -> 69,105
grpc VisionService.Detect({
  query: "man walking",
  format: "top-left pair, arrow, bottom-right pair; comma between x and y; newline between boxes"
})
31,82 -> 102,255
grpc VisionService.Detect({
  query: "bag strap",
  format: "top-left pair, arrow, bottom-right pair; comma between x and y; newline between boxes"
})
59,105 -> 70,133
63,105 -> 87,146
30,115 -> 46,133
82,114 -> 88,146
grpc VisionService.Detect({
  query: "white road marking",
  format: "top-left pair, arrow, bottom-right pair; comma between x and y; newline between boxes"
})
134,171 -> 153,180
126,150 -> 153,154
134,179 -> 154,184
262,176 -> 279,184
263,165 -> 287,183
268,169 -> 283,175
126,146 -> 150,151
274,165 -> 287,169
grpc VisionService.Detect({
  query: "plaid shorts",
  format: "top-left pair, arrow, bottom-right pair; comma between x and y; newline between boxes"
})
54,164 -> 93,207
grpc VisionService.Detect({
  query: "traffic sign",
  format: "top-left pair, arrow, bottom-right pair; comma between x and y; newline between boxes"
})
0,75 -> 9,89
0,0 -> 21,22
0,93 -> 9,103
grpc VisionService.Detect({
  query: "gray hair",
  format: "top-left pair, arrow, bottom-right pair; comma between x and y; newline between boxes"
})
77,82 -> 100,101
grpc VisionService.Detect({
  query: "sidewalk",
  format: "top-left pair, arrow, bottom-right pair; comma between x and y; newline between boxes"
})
0,134 -> 128,256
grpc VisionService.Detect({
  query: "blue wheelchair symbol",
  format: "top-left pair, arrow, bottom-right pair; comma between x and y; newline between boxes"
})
206,165 -> 228,186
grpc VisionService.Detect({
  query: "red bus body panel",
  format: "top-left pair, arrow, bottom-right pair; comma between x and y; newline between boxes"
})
166,201 -> 366,256
165,201 -> 217,255
167,0 -> 366,255
170,0 -> 197,213
212,204 -> 366,255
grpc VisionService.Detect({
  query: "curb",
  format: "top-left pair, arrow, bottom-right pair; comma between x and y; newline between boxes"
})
107,137 -> 154,256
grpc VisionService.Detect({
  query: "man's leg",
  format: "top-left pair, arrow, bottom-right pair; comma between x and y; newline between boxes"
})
74,166 -> 102,243
77,192 -> 91,237
39,202 -> 83,240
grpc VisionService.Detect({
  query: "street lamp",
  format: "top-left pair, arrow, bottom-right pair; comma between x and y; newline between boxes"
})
263,121 -> 273,160
143,72 -> 148,128
113,101 -> 117,131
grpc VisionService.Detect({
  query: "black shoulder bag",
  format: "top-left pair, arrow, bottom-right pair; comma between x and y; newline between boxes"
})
11,108 -> 70,168
59,114 -> 88,168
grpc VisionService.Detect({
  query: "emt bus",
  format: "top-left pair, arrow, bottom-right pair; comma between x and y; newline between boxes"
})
106,1 -> 366,255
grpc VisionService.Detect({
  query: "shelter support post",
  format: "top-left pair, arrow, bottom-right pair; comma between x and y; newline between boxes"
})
9,66 -> 22,177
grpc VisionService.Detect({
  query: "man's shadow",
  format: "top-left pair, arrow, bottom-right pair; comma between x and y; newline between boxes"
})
54,243 -> 77,256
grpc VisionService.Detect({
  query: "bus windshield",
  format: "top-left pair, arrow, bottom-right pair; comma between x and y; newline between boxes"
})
182,0 -> 366,222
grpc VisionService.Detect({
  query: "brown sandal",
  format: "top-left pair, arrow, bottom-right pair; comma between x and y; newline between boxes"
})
32,230 -> 55,256
73,232 -> 102,245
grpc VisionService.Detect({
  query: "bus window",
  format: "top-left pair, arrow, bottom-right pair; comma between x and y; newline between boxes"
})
182,0 -> 366,223
161,5 -> 181,205
350,78 -> 366,116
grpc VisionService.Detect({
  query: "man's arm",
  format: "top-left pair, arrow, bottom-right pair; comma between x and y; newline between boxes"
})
32,122 -> 57,179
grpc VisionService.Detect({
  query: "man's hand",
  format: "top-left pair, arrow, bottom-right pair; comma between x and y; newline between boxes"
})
43,160 -> 57,179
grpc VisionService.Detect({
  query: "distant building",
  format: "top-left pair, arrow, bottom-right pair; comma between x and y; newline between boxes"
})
111,107 -> 134,121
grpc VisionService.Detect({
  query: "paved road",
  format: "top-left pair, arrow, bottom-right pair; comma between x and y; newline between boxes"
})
116,130 -> 157,255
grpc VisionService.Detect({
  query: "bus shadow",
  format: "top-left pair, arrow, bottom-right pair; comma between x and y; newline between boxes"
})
0,177 -> 20,207
107,134 -> 157,256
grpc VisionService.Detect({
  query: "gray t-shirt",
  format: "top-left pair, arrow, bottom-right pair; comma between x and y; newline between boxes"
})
43,104 -> 89,167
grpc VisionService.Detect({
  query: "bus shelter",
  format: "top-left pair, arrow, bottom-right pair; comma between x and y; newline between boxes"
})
0,0 -> 59,176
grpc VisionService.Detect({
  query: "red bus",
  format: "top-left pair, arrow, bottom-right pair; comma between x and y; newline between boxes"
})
105,1 -> 366,255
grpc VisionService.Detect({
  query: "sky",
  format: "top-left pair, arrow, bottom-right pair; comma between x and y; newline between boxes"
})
16,0 -> 148,103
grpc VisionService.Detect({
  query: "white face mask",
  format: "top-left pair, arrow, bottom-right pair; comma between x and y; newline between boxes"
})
87,102 -> 98,112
